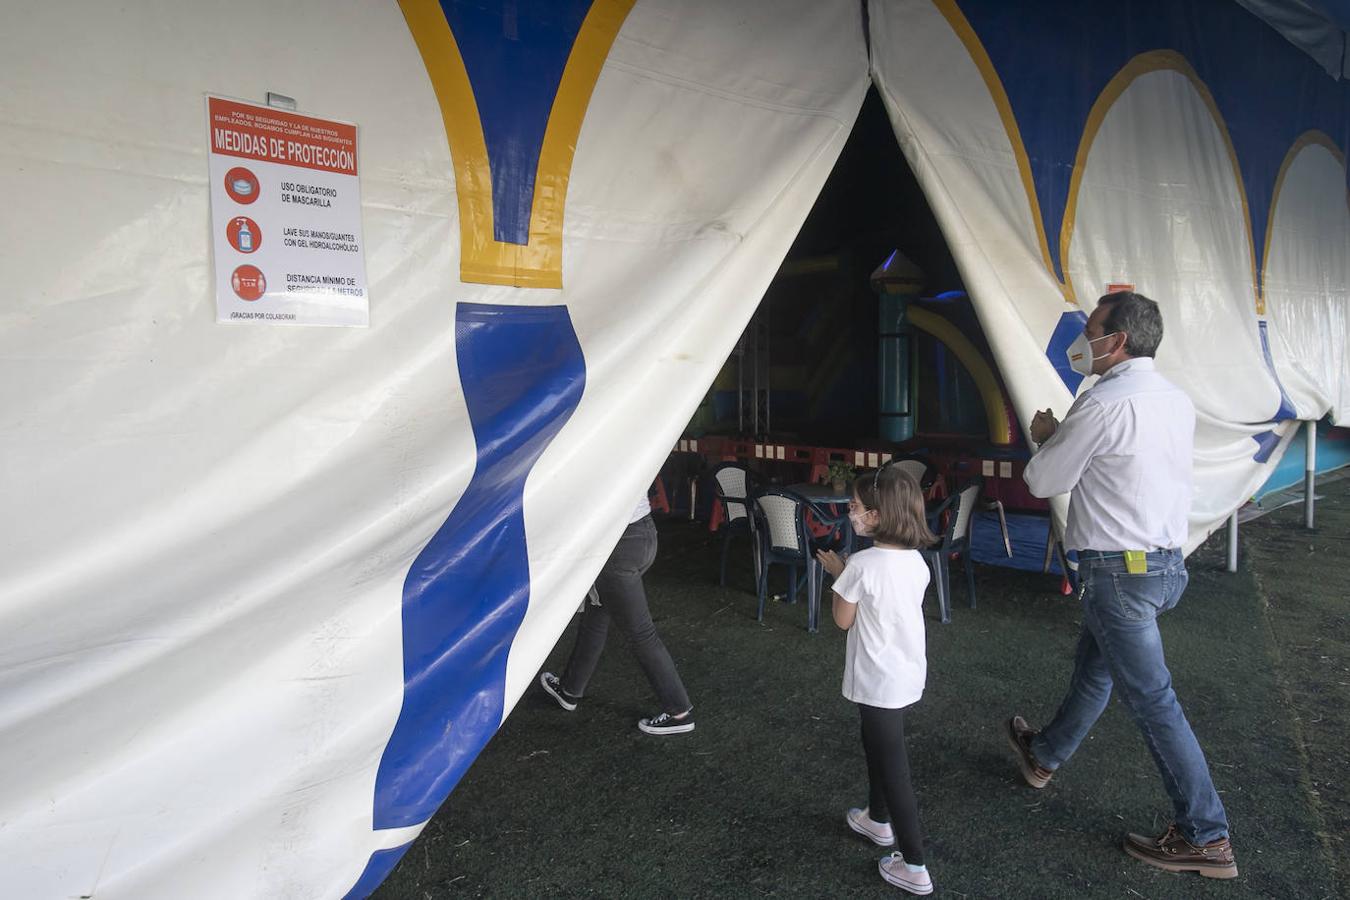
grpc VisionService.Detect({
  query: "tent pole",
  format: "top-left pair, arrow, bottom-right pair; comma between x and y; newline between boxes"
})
1305,418 -> 1317,530
751,315 -> 759,439
1226,508 -> 1239,573
765,305 -> 771,436
737,332 -> 744,434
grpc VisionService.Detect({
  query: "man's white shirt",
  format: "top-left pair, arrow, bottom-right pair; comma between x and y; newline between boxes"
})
1023,358 -> 1194,552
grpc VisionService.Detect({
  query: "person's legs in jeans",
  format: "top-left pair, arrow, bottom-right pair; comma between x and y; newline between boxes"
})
570,516 -> 691,714
859,704 -> 924,866
1084,552 -> 1228,844
1032,559 -> 1116,768
560,599 -> 610,698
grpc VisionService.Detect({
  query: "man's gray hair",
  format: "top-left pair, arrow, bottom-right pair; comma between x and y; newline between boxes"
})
1098,291 -> 1164,358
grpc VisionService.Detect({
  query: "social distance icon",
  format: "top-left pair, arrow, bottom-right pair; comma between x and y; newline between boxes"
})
231,264 -> 266,301
225,166 -> 260,205
227,216 -> 261,253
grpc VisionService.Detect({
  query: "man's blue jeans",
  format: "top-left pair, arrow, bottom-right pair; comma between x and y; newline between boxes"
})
1030,548 -> 1229,845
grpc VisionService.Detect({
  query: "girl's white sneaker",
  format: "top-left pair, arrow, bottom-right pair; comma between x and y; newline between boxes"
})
878,852 -> 933,895
846,807 -> 896,846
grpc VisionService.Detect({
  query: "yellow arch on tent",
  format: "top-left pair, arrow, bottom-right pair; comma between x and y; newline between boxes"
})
1060,50 -> 1260,313
933,0 -> 1075,304
906,307 -> 1014,446
1261,130 -> 1346,304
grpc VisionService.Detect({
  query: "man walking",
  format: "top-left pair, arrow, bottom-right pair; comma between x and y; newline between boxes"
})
1006,291 -> 1236,880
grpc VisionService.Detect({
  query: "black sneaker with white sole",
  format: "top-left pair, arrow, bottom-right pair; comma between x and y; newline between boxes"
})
638,710 -> 695,735
539,671 -> 580,711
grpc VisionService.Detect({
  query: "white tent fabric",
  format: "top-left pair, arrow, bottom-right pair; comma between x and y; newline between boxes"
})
1,0 -> 1347,897
1264,139 -> 1350,420
1236,0 -> 1350,78
0,1 -> 868,897
870,0 -> 1345,548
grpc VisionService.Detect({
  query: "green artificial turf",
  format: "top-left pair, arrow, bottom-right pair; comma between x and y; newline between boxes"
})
1244,478 -> 1350,899
375,480 -> 1349,899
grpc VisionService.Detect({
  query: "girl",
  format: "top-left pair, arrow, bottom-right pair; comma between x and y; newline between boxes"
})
817,465 -> 938,895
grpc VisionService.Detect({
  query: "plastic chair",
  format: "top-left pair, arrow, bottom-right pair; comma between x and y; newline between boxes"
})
800,489 -> 855,553
648,476 -> 670,515
1042,521 -> 1075,596
752,489 -> 834,632
711,462 -> 761,588
983,498 -> 1013,558
890,454 -> 937,491
920,478 -> 982,624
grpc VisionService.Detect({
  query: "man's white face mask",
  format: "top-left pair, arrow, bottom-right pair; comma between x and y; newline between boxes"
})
1066,331 -> 1116,377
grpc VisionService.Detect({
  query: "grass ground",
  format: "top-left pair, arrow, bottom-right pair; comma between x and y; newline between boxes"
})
375,480 -> 1349,899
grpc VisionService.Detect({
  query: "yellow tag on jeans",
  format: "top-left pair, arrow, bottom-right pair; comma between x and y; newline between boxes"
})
1124,550 -> 1147,574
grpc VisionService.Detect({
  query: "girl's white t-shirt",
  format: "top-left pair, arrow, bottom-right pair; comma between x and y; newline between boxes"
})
831,546 -> 930,708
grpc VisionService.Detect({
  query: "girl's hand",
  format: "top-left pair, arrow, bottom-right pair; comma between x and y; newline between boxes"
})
816,549 -> 845,578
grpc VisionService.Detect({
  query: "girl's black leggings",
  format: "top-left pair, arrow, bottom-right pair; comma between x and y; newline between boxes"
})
859,702 -> 925,865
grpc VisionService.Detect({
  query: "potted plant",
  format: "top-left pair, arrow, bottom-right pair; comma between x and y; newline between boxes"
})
826,461 -> 855,494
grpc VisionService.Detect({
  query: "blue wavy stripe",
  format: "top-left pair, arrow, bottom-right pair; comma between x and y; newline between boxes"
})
956,0 -> 1350,281
1046,310 -> 1089,394
1252,429 -> 1282,463
1257,320 -> 1298,421
341,842 -> 415,900
441,0 -> 593,244
370,302 -> 585,831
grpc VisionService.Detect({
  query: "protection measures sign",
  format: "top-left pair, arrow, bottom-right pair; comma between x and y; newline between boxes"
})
206,96 -> 369,327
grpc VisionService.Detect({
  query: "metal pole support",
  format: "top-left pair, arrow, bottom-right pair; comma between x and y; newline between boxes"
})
1226,508 -> 1239,573
1305,419 -> 1317,530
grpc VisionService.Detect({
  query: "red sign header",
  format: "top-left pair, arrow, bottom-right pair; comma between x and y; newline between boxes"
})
209,97 -> 357,176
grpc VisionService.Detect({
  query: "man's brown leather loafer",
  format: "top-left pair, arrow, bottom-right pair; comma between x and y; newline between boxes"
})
1005,716 -> 1054,789
1123,824 -> 1238,879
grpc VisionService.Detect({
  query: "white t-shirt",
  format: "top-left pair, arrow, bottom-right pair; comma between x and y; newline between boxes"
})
831,546 -> 930,709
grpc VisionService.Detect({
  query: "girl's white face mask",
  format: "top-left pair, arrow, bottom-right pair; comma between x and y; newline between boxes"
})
1066,331 -> 1116,376
847,499 -> 875,537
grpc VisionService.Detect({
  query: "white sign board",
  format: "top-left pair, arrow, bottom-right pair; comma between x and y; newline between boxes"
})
206,96 -> 369,327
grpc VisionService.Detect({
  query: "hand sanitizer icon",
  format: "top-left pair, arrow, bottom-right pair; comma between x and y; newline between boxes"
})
237,218 -> 254,252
